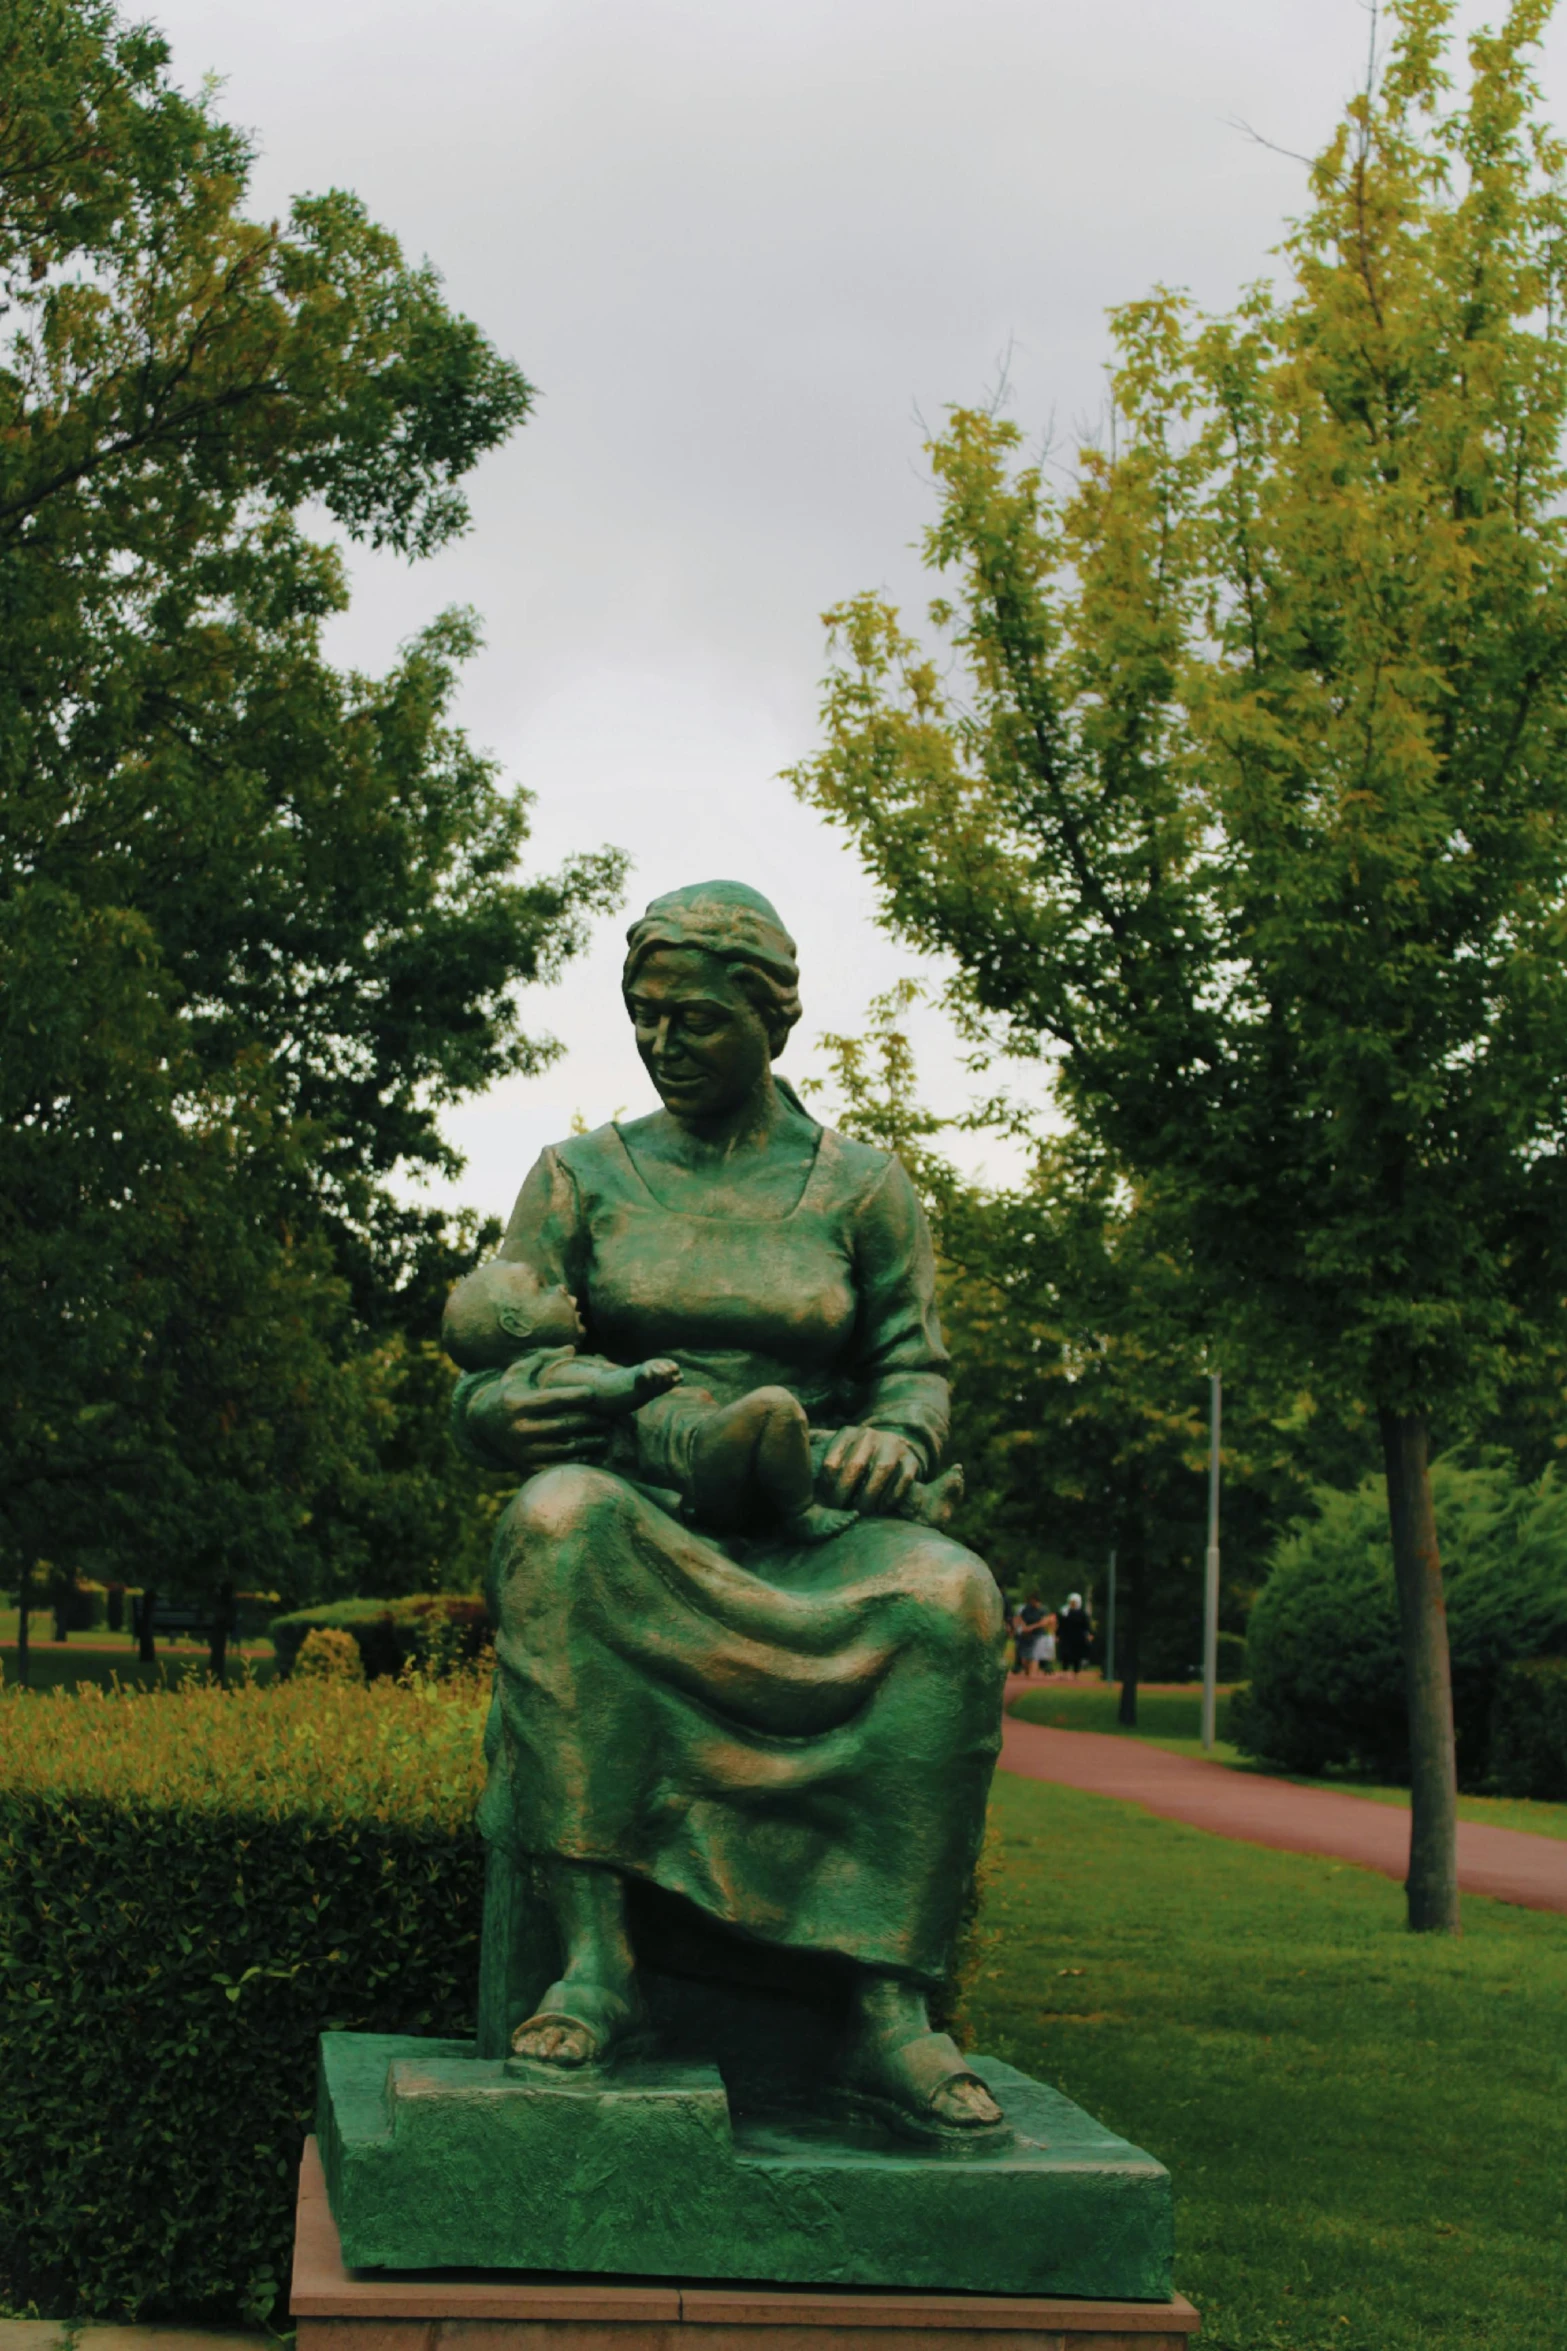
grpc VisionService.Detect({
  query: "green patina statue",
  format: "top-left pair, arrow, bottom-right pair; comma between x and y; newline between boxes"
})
444,880 -> 1008,2144
315,880 -> 1172,2295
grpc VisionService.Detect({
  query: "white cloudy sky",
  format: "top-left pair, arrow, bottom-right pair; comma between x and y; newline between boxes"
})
148,0 -> 1567,1221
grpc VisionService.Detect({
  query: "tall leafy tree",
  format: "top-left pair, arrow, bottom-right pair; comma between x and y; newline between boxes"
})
791,0 -> 1567,1927
0,1 -> 623,1625
815,990 -> 1307,1712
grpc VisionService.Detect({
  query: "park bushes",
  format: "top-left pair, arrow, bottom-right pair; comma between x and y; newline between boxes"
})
0,1677 -> 487,2324
1488,1658 -> 1567,1800
1215,1631 -> 1247,1683
1233,1459 -> 1567,1787
269,1592 -> 490,1679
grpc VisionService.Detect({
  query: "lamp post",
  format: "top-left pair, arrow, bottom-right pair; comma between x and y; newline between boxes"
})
1201,1371 -> 1221,1751
1104,1547 -> 1116,1683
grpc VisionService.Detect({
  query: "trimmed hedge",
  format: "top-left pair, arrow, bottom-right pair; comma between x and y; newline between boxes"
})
269,1592 -> 489,1679
1489,1657 -> 1567,1799
1234,1458 -> 1567,1784
0,1677 -> 486,2325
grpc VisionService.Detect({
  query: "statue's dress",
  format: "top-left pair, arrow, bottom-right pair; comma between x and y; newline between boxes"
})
455,1118 -> 1004,1990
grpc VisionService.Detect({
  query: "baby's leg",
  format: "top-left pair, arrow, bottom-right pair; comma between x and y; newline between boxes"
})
537,1352 -> 681,1417
690,1387 -> 855,1543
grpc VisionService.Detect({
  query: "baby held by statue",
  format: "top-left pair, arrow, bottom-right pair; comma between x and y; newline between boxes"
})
443,1259 -> 960,1545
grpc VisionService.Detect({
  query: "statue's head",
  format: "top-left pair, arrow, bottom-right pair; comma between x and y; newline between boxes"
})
622,880 -> 801,1123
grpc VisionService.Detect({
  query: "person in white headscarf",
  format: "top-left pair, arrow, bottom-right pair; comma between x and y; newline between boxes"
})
1058,1590 -> 1091,1677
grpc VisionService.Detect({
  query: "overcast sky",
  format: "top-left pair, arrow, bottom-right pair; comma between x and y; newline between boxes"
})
148,0 -> 1567,1221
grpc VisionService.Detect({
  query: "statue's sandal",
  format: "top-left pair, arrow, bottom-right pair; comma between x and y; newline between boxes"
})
509,1979 -> 650,2069
836,2025 -> 1009,2147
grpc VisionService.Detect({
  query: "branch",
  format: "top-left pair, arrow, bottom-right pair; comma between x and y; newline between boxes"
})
1223,115 -> 1315,168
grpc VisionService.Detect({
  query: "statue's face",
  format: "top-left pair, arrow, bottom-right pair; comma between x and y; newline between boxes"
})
625,948 -> 771,1122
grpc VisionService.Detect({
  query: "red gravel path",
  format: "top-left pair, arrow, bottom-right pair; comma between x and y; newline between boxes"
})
1000,1710 -> 1567,1916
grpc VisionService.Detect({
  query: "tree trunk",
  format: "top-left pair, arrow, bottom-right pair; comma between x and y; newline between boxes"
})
16,1564 -> 30,1689
138,1585 -> 157,1665
208,1582 -> 233,1685
1117,1524 -> 1145,1728
1379,1408 -> 1460,1934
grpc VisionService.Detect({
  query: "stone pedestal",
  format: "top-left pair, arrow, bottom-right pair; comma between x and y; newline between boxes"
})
292,2137 -> 1201,2351
315,2034 -> 1174,2303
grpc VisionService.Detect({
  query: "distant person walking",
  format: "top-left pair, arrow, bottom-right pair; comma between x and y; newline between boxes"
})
1039,1608 -> 1058,1672
1058,1592 -> 1091,1677
1016,1594 -> 1048,1676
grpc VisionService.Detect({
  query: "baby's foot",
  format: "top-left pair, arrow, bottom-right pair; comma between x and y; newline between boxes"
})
557,1357 -> 681,1416
898,1465 -> 965,1527
782,1500 -> 858,1545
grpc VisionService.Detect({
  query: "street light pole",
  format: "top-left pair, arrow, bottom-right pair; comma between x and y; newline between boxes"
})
1201,1370 -> 1221,1751
1104,1547 -> 1116,1683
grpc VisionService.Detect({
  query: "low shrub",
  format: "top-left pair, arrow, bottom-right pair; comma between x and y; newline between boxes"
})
0,1676 -> 487,2325
294,1625 -> 366,1681
270,1593 -> 489,1680
1236,1458 -> 1567,1784
1215,1630 -> 1248,1683
1488,1657 -> 1567,1800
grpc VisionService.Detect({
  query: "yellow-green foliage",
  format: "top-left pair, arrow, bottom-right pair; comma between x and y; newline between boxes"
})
0,1671 -> 486,1817
0,1678 -> 488,2325
293,1625 -> 366,1683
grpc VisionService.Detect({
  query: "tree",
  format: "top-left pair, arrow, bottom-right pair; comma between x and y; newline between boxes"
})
0,883 -> 366,1651
791,0 -> 1567,1928
0,1 -> 623,1620
813,989 -> 1287,1717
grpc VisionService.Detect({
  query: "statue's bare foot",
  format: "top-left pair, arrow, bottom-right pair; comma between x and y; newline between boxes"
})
839,1977 -> 1006,2143
926,2063 -> 1005,2129
782,1500 -> 858,1545
510,1977 -> 644,2069
841,2023 -> 1005,2140
512,2014 -> 597,2066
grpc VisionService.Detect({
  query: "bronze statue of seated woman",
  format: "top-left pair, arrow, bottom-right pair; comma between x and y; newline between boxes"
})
447,880 -> 1007,2143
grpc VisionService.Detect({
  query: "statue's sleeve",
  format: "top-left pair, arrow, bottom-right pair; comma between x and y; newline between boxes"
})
451,1149 -> 589,1468
844,1155 -> 950,1477
496,1146 -> 589,1295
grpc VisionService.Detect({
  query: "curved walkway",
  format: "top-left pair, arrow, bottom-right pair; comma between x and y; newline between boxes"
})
1000,1710 -> 1567,1916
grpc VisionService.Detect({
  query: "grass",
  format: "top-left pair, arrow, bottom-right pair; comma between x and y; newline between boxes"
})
1010,1677 -> 1242,1744
975,1770 -> 1566,2351
1008,1678 -> 1567,1843
0,1644 -> 276,1693
2,1597 -> 281,1692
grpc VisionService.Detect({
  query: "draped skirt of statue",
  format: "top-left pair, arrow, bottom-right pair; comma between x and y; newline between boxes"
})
478,1465 -> 1005,1988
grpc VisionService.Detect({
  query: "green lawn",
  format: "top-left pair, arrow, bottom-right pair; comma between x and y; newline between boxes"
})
1010,1677 -> 1241,1743
976,1770 -> 1565,2350
1008,1679 -> 1567,1843
0,1644 -> 276,1692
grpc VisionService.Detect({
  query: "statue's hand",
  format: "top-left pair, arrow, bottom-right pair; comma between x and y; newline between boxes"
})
468,1362 -> 613,1473
818,1426 -> 920,1516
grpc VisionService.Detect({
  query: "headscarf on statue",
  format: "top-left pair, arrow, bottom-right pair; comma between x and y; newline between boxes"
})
623,880 -> 810,1114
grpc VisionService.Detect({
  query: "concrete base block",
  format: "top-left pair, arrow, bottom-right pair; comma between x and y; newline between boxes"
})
293,2140 -> 1201,2351
316,2036 -> 1173,2301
